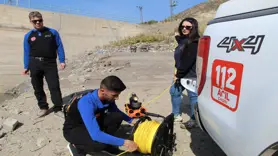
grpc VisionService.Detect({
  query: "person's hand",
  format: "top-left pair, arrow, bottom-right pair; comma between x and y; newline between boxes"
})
22,69 -> 29,75
123,140 -> 138,152
173,75 -> 177,82
174,78 -> 181,92
60,63 -> 66,70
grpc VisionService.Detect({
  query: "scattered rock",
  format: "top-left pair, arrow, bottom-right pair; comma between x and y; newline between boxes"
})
107,61 -> 112,66
36,137 -> 50,148
3,118 -> 19,131
78,76 -> 86,83
85,68 -> 92,72
84,74 -> 91,81
155,45 -> 161,50
96,49 -> 105,54
22,112 -> 30,115
9,109 -> 22,115
87,50 -> 93,55
0,138 -> 5,145
81,61 -> 91,69
103,61 -> 112,67
139,44 -> 151,52
0,131 -> 6,138
130,45 -> 137,53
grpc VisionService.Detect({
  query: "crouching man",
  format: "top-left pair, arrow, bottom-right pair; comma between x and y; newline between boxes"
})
63,75 -> 138,156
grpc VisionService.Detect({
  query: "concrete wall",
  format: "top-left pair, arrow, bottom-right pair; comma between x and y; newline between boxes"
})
0,4 -> 145,93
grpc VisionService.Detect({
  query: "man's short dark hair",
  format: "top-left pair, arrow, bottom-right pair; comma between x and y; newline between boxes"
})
29,11 -> 43,20
100,75 -> 126,92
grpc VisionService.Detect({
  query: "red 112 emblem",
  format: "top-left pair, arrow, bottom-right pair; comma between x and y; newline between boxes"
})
211,60 -> 244,112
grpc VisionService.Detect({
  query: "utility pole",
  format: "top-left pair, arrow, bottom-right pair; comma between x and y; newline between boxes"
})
170,0 -> 173,21
170,0 -> 177,21
137,6 -> 143,23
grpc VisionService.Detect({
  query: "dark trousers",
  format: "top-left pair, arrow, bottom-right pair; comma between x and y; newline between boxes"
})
63,112 -> 124,154
29,57 -> 63,112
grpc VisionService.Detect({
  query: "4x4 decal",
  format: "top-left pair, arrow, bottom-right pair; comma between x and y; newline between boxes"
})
217,35 -> 265,55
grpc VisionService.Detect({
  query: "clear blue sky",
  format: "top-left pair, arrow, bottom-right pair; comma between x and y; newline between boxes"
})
1,0 -> 207,23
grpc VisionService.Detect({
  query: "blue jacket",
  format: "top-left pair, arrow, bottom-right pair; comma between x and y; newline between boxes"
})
77,89 -> 133,146
23,27 -> 65,69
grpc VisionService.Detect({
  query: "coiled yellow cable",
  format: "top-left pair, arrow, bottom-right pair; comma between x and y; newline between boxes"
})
134,120 -> 160,154
116,120 -> 161,156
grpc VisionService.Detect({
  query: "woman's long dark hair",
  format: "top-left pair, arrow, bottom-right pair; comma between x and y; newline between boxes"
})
178,17 -> 200,42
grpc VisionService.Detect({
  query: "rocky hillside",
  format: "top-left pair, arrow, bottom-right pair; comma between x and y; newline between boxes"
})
144,0 -> 228,35
169,0 -> 228,22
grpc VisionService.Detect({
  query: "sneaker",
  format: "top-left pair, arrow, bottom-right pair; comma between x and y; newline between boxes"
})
180,119 -> 198,129
54,111 -> 65,118
67,143 -> 85,156
174,115 -> 183,122
101,145 -> 124,156
37,109 -> 48,117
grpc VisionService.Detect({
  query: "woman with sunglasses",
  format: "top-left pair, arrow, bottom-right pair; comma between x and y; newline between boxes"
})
170,17 -> 200,129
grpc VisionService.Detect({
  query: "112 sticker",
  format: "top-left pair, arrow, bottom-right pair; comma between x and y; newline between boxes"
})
211,60 -> 243,112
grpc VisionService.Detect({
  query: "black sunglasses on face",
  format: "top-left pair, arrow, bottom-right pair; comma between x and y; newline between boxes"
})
181,25 -> 192,30
31,19 -> 43,24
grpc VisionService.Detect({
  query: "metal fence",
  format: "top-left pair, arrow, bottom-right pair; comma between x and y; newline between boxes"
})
1,0 -> 140,23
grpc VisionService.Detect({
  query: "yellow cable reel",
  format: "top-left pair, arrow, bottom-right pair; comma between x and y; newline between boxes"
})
121,113 -> 176,156
134,120 -> 160,154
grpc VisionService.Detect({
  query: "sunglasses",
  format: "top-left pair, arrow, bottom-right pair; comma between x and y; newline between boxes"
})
31,19 -> 43,24
181,25 -> 192,30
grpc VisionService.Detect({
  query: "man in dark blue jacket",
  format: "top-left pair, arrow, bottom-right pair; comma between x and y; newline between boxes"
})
22,11 -> 65,117
63,75 -> 138,156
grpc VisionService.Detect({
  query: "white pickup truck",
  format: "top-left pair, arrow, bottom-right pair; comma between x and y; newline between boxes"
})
195,0 -> 278,155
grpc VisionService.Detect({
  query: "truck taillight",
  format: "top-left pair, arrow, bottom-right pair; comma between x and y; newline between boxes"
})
197,36 -> 211,95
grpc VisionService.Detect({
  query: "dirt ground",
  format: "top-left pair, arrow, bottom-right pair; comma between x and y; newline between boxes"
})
0,50 -> 226,156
